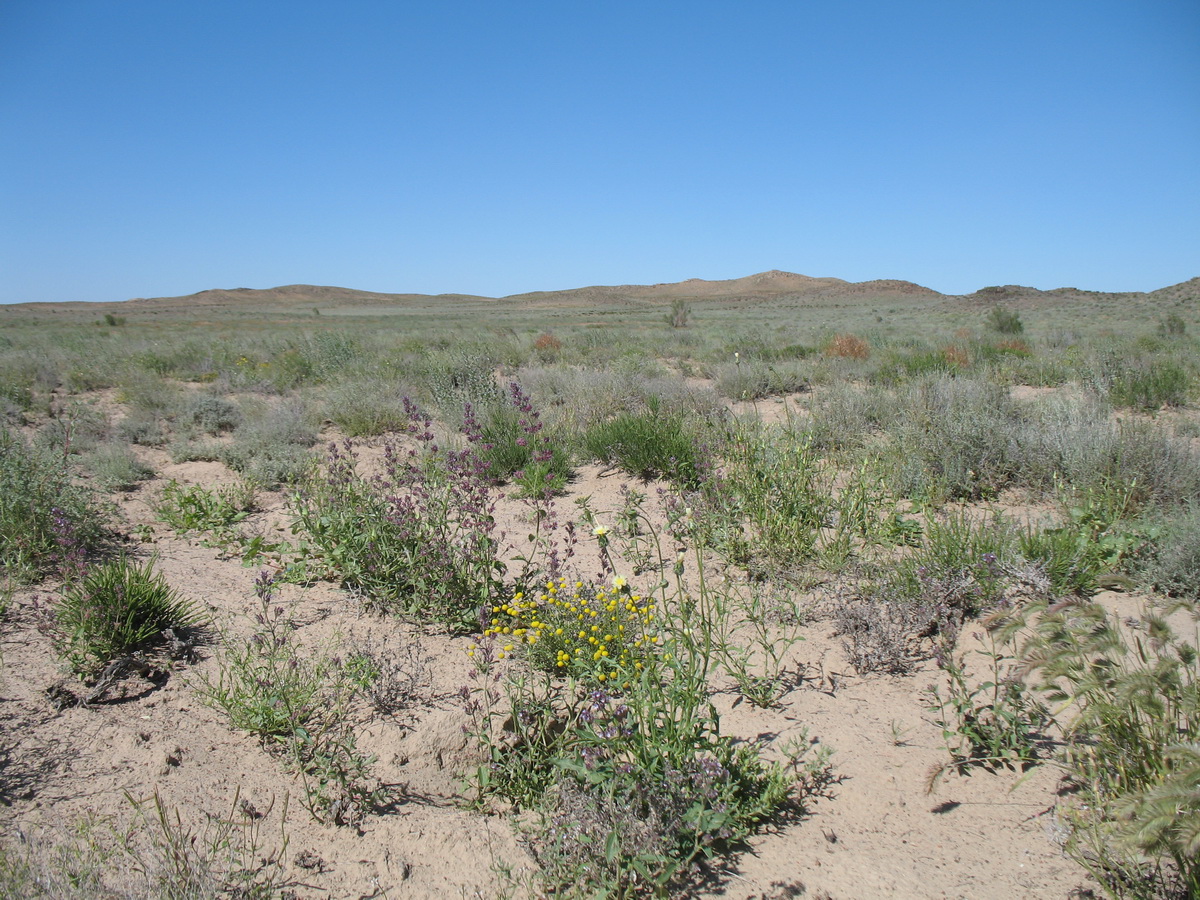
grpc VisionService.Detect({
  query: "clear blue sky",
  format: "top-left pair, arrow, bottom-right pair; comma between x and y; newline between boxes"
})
1,0 -> 1197,302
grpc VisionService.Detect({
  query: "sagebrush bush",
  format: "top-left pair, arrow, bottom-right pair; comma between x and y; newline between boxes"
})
1136,504 -> 1200,600
805,382 -> 894,450
889,376 -> 1020,501
182,394 -> 241,434
219,399 -> 317,488
36,402 -> 109,456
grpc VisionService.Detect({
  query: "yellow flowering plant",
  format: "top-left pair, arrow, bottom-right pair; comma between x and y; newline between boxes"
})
481,576 -> 665,684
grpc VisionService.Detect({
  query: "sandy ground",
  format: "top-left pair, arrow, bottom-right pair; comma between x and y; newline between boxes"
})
0,428 -> 1111,900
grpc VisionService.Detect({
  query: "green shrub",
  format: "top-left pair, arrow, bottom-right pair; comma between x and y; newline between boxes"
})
157,479 -> 256,534
896,510 -> 1017,616
0,429 -> 108,582
986,306 -> 1024,335
1158,313 -> 1187,338
1108,360 -> 1191,410
53,556 -> 202,675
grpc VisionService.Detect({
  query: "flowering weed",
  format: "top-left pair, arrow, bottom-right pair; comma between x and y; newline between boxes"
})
480,577 -> 665,685
291,401 -> 506,630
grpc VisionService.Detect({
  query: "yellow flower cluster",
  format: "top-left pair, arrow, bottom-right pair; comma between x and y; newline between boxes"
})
481,577 -> 664,683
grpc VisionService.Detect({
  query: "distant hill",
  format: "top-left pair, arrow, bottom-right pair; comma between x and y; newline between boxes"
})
956,276 -> 1200,308
503,270 -> 941,306
4,271 -> 1197,313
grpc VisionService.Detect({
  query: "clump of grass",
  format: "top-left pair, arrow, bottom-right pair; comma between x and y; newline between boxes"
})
423,350 -> 502,420
0,788 -> 288,899
804,382 -> 894,451
711,357 -> 808,401
581,402 -> 704,487
693,424 -> 827,575
323,374 -> 422,436
53,555 -> 202,675
0,428 -> 108,583
115,415 -> 167,447
995,598 -> 1200,897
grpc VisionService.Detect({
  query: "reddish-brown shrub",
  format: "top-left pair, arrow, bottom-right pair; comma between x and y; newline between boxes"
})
824,333 -> 870,360
942,345 -> 971,368
533,333 -> 563,354
996,339 -> 1031,356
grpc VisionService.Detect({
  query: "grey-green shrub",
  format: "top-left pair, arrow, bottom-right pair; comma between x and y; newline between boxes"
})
889,376 -> 1020,501
82,443 -> 155,492
182,394 -> 242,435
1136,504 -> 1200,600
220,399 -> 317,488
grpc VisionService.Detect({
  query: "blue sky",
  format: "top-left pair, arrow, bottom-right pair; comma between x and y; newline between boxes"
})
1,0 -> 1197,302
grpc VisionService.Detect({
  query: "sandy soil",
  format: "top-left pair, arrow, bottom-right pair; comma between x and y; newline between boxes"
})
0,431 -> 1110,899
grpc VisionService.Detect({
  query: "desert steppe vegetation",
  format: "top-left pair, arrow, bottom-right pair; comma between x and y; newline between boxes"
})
1,271 -> 1198,898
